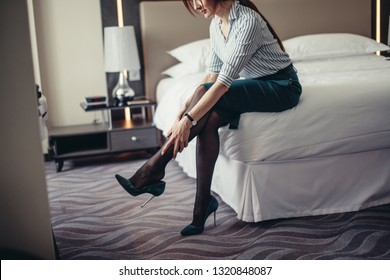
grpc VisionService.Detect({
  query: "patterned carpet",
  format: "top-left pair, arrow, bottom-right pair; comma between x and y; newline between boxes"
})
45,153 -> 390,260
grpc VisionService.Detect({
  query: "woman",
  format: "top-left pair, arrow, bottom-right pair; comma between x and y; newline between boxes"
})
115,0 -> 302,236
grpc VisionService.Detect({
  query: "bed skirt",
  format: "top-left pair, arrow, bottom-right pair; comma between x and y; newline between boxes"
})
175,145 -> 390,222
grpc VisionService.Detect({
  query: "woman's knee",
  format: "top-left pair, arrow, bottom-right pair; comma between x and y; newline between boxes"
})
186,85 -> 208,111
193,85 -> 208,102
203,111 -> 226,131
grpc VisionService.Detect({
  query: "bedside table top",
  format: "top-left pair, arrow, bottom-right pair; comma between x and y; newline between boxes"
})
80,99 -> 156,112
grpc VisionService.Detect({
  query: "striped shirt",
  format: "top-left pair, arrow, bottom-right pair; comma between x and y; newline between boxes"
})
207,1 -> 291,87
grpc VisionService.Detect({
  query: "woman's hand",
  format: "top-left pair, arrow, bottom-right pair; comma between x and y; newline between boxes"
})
162,97 -> 192,157
175,104 -> 188,124
162,117 -> 192,159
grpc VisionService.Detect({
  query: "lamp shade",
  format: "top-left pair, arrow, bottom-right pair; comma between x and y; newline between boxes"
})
104,26 -> 140,72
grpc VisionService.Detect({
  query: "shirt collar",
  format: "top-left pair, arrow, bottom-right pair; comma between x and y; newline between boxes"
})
217,0 -> 239,25
229,0 -> 240,21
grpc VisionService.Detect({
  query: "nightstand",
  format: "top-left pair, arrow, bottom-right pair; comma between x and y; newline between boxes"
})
48,100 -> 161,172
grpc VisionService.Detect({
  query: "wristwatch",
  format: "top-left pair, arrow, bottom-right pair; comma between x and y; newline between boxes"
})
184,113 -> 197,126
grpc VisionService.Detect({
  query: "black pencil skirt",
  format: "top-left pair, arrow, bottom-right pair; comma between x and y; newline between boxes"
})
203,64 -> 302,129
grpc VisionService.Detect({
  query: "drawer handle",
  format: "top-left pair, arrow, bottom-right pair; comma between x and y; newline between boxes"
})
131,136 -> 137,142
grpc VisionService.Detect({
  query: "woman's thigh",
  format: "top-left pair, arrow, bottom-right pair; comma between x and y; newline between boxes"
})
206,78 -> 299,114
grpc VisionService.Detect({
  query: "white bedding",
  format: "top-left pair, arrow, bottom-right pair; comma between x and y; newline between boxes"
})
155,55 -> 390,163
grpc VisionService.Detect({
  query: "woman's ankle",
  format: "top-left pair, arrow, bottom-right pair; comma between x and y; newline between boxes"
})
130,167 -> 165,189
191,194 -> 212,225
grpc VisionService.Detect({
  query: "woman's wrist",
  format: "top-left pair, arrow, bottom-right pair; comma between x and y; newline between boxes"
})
182,115 -> 194,128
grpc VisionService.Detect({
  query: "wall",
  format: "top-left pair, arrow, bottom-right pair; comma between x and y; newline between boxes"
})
33,0 -> 107,127
0,0 -> 55,259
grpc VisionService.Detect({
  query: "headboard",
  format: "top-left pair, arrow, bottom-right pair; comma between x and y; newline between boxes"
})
140,0 -> 371,100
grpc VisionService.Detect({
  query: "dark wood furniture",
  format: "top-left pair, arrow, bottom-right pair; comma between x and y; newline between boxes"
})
48,101 -> 160,172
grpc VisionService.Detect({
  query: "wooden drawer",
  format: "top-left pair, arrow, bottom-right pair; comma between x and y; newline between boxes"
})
110,127 -> 158,151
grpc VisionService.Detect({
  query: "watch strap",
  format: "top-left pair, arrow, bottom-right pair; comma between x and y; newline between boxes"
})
184,113 -> 197,126
185,113 -> 194,122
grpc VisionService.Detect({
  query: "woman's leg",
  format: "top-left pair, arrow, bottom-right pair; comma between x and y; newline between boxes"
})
192,111 -> 227,226
129,85 -> 217,189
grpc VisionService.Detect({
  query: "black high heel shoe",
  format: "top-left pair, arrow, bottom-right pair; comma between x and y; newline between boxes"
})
115,174 -> 165,207
180,196 -> 219,236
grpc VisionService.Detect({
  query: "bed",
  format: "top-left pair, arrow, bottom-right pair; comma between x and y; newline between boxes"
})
140,0 -> 390,222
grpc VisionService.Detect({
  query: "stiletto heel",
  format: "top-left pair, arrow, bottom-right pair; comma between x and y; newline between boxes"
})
141,195 -> 156,208
180,196 -> 219,236
115,174 -> 165,207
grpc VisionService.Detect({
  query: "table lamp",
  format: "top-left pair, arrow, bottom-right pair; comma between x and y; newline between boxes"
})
104,26 -> 140,106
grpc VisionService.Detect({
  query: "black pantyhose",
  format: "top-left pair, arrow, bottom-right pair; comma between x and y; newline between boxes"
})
129,85 -> 227,226
192,111 -> 226,225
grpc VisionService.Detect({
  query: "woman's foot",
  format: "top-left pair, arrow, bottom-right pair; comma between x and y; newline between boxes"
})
180,196 -> 219,236
129,164 -> 165,190
115,174 -> 165,197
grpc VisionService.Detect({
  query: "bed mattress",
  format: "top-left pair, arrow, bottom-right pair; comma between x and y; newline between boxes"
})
155,55 -> 390,163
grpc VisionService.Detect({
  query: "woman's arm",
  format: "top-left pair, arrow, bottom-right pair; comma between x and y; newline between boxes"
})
162,79 -> 228,158
185,80 -> 227,127
185,73 -> 218,107
201,73 -> 218,84
177,73 -> 218,119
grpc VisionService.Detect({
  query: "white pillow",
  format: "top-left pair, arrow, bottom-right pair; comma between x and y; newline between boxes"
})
162,62 -> 202,78
167,38 -> 211,70
283,33 -> 390,61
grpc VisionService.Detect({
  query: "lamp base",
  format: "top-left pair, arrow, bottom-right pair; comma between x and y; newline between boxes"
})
112,71 -> 135,106
114,94 -> 134,107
